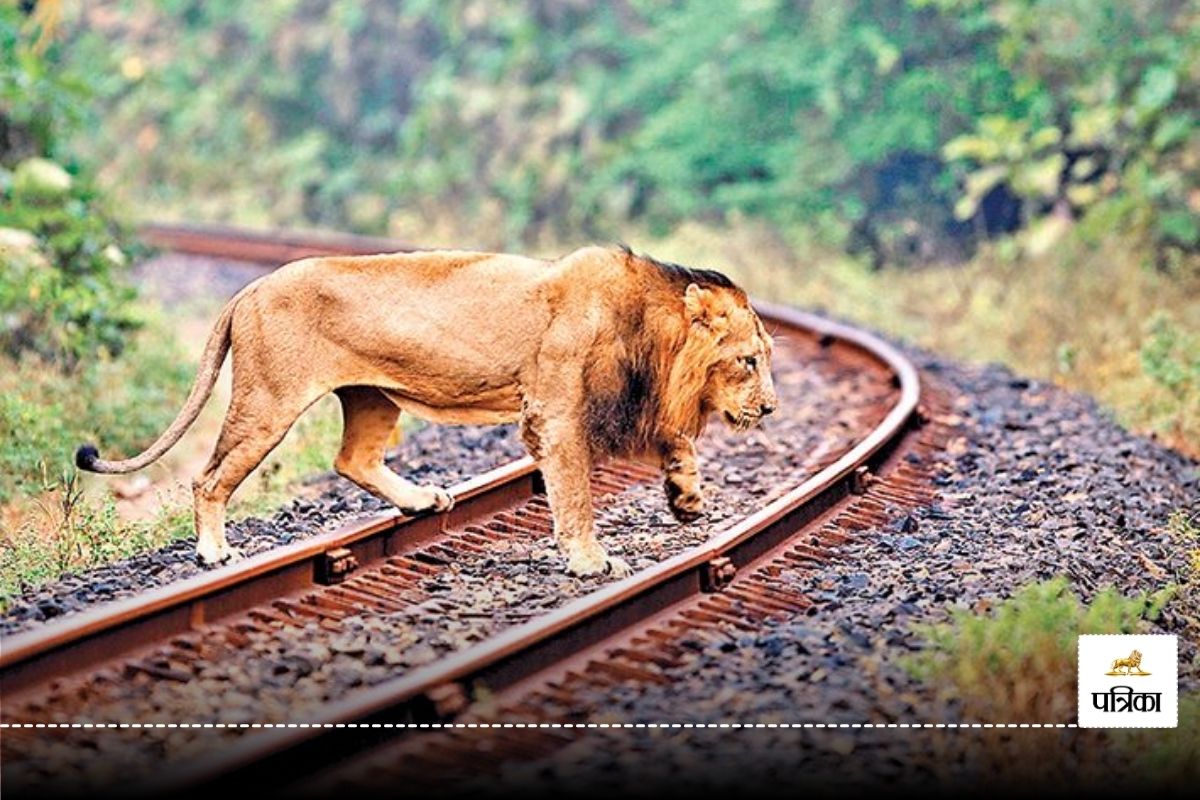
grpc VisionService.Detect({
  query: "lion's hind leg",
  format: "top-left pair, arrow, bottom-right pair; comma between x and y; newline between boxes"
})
194,385 -> 310,565
333,386 -> 454,515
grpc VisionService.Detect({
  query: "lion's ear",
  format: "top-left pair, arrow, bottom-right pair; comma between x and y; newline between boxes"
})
684,283 -> 726,331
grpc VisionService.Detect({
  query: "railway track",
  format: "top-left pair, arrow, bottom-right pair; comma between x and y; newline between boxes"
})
1,223 -> 939,796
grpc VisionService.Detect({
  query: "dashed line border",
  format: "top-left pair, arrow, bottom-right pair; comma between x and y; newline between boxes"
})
0,722 -> 1077,729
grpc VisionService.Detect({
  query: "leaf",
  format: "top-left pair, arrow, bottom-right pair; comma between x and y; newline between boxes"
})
1065,183 -> 1100,207
1157,211 -> 1200,247
1152,113 -> 1194,151
1012,153 -> 1064,198
1070,157 -> 1097,180
944,134 -> 999,163
954,195 -> 978,221
964,164 -> 1009,201
1135,66 -> 1177,114
1029,126 -> 1062,151
1069,106 -> 1118,147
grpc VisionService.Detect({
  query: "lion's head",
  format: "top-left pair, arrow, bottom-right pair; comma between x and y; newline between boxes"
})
681,282 -> 777,431
582,249 -> 778,457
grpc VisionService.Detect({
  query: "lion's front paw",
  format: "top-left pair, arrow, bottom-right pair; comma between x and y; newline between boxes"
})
565,542 -> 633,579
566,547 -> 608,577
196,540 -> 242,567
603,556 -> 633,579
399,486 -> 454,516
667,484 -> 706,523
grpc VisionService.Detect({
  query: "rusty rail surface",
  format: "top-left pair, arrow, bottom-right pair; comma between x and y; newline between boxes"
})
139,221 -> 421,263
1,223 -> 921,793
0,459 -> 540,697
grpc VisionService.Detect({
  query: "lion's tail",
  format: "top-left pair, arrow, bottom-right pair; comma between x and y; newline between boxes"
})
75,296 -> 239,475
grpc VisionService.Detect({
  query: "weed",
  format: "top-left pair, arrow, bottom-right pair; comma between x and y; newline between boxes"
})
906,577 -> 1170,722
0,481 -> 194,602
905,577 -> 1196,789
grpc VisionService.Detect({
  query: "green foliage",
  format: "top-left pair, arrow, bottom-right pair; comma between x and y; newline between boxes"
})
61,0 -> 1197,261
0,173 -> 140,367
939,0 -> 1200,257
901,576 -> 1196,787
907,577 -> 1172,720
1139,312 -> 1200,441
0,322 -> 193,504
1,5 -> 140,368
64,0 -> 441,232
0,467 -> 193,602
1141,313 -> 1200,399
0,2 -> 90,162
0,307 -> 193,596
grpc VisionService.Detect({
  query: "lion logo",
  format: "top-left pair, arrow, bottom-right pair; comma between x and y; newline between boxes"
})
1105,649 -> 1150,676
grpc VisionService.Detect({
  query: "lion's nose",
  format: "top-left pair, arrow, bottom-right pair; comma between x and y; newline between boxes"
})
759,403 -> 776,417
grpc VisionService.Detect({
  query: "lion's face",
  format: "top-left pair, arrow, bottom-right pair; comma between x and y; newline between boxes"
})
684,283 -> 777,430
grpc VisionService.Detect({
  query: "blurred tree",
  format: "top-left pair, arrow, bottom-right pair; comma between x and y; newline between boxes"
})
1,1 -> 139,368
54,0 -> 1200,264
936,0 -> 1200,264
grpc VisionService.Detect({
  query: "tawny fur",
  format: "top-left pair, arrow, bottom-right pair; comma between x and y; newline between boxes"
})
77,246 -> 777,577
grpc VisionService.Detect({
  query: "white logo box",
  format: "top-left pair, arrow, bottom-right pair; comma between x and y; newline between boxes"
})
1078,634 -> 1178,728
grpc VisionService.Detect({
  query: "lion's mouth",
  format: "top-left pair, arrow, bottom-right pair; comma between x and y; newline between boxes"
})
723,410 -> 762,432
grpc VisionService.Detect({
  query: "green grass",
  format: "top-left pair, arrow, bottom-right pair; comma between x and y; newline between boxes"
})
0,308 -> 194,504
0,468 -> 193,604
906,577 -> 1173,721
904,577 -> 1197,788
0,307 -> 200,601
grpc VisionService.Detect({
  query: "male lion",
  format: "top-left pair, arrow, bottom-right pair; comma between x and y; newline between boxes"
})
76,245 -> 776,577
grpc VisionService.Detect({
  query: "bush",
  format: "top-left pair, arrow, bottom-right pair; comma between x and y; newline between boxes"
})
902,578 -> 1196,788
938,0 -> 1200,261
1,4 -> 140,368
907,577 -> 1172,721
0,166 -> 140,367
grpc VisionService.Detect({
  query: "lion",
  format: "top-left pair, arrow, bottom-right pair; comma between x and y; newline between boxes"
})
1110,650 -> 1145,675
75,245 -> 777,577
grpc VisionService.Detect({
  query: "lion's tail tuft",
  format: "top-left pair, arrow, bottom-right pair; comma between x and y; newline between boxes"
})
73,294 -> 240,475
75,443 -> 101,471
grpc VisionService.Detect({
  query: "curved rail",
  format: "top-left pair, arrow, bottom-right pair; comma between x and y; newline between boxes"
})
153,302 -> 920,791
1,223 -> 921,793
0,458 -> 539,695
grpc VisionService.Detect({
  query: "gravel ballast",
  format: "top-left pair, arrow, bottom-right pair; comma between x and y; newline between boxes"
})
2,327 -> 901,791
416,354 -> 1198,794
0,424 -> 528,636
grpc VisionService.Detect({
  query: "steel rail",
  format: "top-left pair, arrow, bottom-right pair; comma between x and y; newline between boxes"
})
0,459 -> 539,697
0,224 -> 920,794
139,221 -> 421,263
152,333 -> 917,791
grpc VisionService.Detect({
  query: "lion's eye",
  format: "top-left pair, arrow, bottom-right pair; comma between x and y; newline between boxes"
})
743,356 -> 757,370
